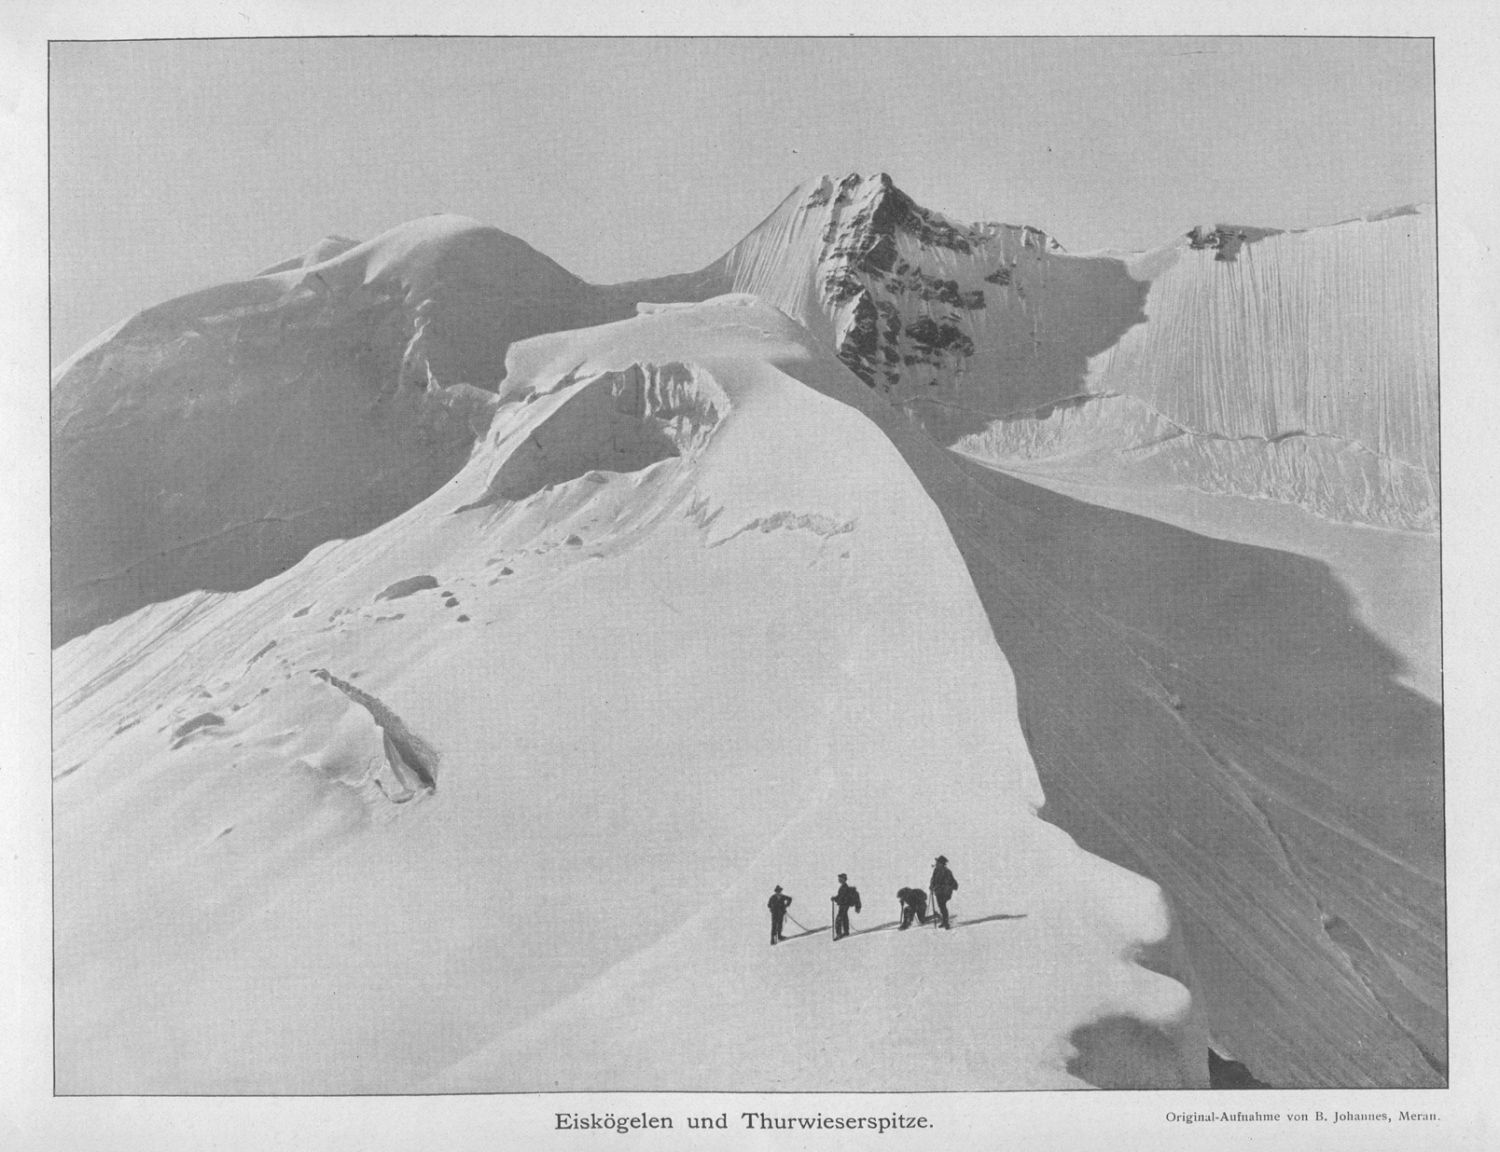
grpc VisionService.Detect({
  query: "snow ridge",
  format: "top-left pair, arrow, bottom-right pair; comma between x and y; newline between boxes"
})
53,297 -> 1208,1093
49,215 -> 626,644
49,178 -> 1442,1091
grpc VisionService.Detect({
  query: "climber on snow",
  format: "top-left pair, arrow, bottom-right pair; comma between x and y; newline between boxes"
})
930,855 -> 958,930
768,885 -> 793,945
831,874 -> 861,940
896,887 -> 929,930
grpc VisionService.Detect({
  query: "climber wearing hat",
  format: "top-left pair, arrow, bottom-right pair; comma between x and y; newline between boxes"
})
831,873 -> 861,940
929,855 -> 958,930
767,885 -> 794,945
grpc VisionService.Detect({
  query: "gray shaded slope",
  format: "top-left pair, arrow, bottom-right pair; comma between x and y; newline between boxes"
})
758,338 -> 1444,1086
51,216 -> 637,644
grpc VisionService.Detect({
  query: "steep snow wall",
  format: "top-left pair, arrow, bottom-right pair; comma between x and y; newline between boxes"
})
53,298 -> 1205,1092
1091,211 -> 1436,472
955,211 -> 1438,529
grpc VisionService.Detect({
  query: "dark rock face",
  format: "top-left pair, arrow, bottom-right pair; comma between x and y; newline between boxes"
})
1186,223 -> 1284,262
836,290 -> 884,384
802,175 -> 998,389
1209,1049 -> 1272,1089
705,174 -> 1148,431
871,177 -> 978,255
905,316 -> 975,358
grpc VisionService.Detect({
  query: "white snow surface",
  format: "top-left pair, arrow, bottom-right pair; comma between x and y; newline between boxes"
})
49,215 -> 638,644
54,297 -> 1207,1093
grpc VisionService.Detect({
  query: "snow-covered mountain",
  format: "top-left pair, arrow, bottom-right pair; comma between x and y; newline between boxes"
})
51,175 -> 1443,1090
694,174 -> 1437,531
54,297 -> 1207,1092
51,215 -> 643,645
52,176 -> 1435,646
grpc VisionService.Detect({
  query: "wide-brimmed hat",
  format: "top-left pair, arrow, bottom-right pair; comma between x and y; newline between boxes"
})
774,885 -> 783,892
935,855 -> 948,864
838,873 -> 847,880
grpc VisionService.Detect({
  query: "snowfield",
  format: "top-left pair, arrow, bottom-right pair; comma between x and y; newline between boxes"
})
50,214 -> 634,645
51,174 -> 1443,1091
54,297 -> 1207,1093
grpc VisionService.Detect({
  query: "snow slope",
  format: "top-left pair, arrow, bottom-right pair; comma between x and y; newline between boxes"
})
925,461 -> 1444,1087
50,215 -> 639,644
697,260 -> 1445,1085
53,297 -> 1206,1093
51,175 -> 1443,1089
677,186 -> 1443,1084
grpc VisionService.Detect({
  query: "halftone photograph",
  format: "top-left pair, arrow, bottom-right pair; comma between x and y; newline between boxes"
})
49,36 -> 1440,1095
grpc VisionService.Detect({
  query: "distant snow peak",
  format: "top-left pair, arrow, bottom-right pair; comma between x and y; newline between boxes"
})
718,171 -> 1069,403
745,174 -> 1436,532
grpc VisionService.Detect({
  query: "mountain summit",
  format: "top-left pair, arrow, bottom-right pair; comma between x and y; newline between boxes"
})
52,176 -> 1436,644
694,174 -> 1436,530
51,175 -> 1443,1091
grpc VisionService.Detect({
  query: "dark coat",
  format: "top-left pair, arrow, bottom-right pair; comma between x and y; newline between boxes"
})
930,864 -> 958,897
896,887 -> 928,912
833,882 -> 861,912
768,893 -> 793,916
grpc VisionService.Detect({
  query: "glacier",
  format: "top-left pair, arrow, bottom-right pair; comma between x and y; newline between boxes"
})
53,297 -> 1206,1092
50,174 -> 1443,1089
